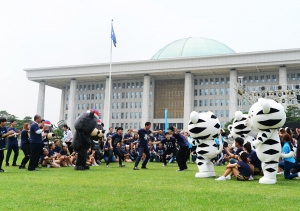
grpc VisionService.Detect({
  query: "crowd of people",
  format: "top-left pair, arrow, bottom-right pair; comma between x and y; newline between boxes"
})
1,115 -> 300,182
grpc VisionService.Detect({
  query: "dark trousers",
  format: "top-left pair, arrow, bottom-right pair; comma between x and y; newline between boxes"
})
21,144 -> 31,166
283,161 -> 299,179
66,142 -> 73,154
28,143 -> 42,170
0,150 -> 4,169
76,148 -> 88,167
106,148 -> 123,165
162,148 -> 177,165
6,144 -> 19,164
134,145 -> 150,168
177,146 -> 188,170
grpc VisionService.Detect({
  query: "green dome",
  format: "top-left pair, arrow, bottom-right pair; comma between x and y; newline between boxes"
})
151,37 -> 235,59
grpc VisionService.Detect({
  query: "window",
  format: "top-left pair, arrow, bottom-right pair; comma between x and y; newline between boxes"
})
200,79 -> 203,85
226,110 -> 229,117
91,103 -> 94,109
140,92 -> 143,98
150,81 -> 153,88
112,123 -> 115,129
125,112 -> 128,119
194,100 -> 197,107
91,94 -> 94,100
135,102 -> 138,108
131,102 -> 134,108
95,94 -> 99,100
127,83 -> 130,88
130,112 -> 133,119
221,110 -> 224,117
194,79 -> 198,85
122,92 -> 125,99
87,94 -> 90,100
92,84 -> 95,90
210,99 -> 213,106
226,99 -> 229,106
122,83 -> 125,89
291,73 -> 295,81
121,102 -> 124,109
77,104 -> 80,110
126,102 -> 129,109
226,77 -> 230,84
215,89 -> 219,95
139,112 -> 142,118
136,82 -> 139,88
136,92 -> 139,98
99,103 -> 103,109
220,99 -> 225,106
87,85 -> 90,90
83,94 -> 86,100
117,103 -> 120,109
79,85 -> 82,91
141,82 -> 144,88
127,92 -> 130,99
243,99 -> 247,106
112,113 -> 115,119
215,110 -> 218,117
243,77 -> 247,83
100,94 -> 104,99
118,83 -> 121,89
266,75 -> 270,82
150,92 -> 152,98
204,100 -> 208,106
100,84 -> 104,90
221,77 -> 225,84
135,112 -> 138,119
261,75 -> 264,82
210,89 -> 214,95
121,113 -> 124,119
199,100 -> 202,106
66,95 -> 69,101
82,104 -> 86,110
94,104 -> 97,110
117,93 -> 121,99
140,102 -> 143,108
113,93 -> 116,99
66,104 -> 68,110
112,103 -> 116,109
130,123 -> 133,129
65,114 -> 68,120
194,89 -> 198,96
226,88 -> 230,95
96,84 -> 99,90
150,102 -> 152,108
255,76 -> 259,82
199,89 -> 202,96
67,86 -> 70,91
210,78 -> 214,84
249,76 -> 253,83
272,74 -> 277,82
131,82 -> 135,88
215,99 -> 219,106
220,88 -> 224,95
287,74 -> 289,81
116,112 -> 120,119
215,78 -> 219,84
125,123 -> 128,129
205,78 -> 208,85
113,83 -> 117,89
204,89 -> 208,95
84,85 -> 86,90
298,73 -> 300,80
131,92 -> 134,98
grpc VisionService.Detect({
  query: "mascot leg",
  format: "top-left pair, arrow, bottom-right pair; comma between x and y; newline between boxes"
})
195,146 -> 216,178
259,161 -> 278,184
75,148 -> 88,170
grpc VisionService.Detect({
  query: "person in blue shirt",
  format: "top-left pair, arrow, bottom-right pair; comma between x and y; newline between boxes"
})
130,122 -> 159,170
106,127 -> 115,138
0,118 -> 15,172
28,115 -> 47,171
153,132 -> 177,166
169,126 -> 189,171
155,143 -> 165,162
6,120 -> 20,166
19,123 -> 31,169
279,134 -> 300,180
123,130 -> 133,145
106,127 -> 125,167
103,138 -> 116,163
156,129 -> 165,143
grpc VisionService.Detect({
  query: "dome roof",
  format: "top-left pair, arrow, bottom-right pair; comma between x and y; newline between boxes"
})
151,37 -> 235,60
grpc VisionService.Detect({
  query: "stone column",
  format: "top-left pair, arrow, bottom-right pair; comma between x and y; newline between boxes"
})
103,76 -> 111,129
183,72 -> 193,131
36,81 -> 45,118
229,68 -> 238,119
279,65 -> 287,90
141,74 -> 150,126
67,79 -> 77,132
59,87 -> 65,121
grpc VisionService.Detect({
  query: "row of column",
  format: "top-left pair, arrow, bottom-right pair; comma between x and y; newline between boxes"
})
36,66 -> 288,132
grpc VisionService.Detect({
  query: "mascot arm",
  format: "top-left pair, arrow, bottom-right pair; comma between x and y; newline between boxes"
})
215,134 -> 223,154
191,139 -> 203,146
281,147 -> 297,158
253,130 -> 275,148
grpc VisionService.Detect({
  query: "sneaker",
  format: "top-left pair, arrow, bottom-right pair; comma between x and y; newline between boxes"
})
248,175 -> 254,181
94,163 -> 99,166
6,163 -> 9,167
141,166 -> 148,169
0,169 -> 6,172
106,165 -> 109,168
298,172 -> 300,179
162,164 -> 167,167
119,164 -> 125,167
277,172 -> 284,175
68,164 -> 72,167
19,165 -> 26,169
92,164 -> 95,166
225,175 -> 231,180
133,167 -> 139,170
215,176 -> 226,181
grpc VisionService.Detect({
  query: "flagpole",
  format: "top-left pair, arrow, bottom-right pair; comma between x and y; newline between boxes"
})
107,19 -> 113,130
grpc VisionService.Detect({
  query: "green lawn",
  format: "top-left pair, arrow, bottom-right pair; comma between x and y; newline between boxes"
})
0,155 -> 299,211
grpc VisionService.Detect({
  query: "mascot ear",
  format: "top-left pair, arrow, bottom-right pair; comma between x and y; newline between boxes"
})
227,124 -> 232,131
190,111 -> 198,124
235,111 -> 243,121
89,110 -> 95,118
101,123 -> 104,127
258,98 -> 270,114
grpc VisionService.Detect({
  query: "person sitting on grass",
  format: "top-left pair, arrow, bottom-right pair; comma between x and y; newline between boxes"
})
278,134 -> 300,180
123,145 -> 133,162
215,151 -> 251,181
48,143 -> 61,167
69,151 -> 78,166
40,148 -> 60,168
224,137 -> 244,164
86,148 -> 98,166
60,144 -> 72,167
53,139 -> 61,153
243,142 -> 262,179
155,143 -> 165,162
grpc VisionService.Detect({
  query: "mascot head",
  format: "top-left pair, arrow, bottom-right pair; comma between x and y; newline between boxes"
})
247,98 -> 286,130
188,111 -> 221,141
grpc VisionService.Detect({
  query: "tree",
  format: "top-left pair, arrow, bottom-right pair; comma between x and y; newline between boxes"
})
0,110 -> 32,131
285,105 -> 300,123
224,118 -> 234,134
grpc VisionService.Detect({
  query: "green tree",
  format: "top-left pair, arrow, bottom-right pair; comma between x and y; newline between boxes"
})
53,128 -> 63,140
285,105 -> 300,123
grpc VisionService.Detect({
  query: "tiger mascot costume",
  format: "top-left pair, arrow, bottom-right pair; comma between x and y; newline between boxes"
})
245,98 -> 286,184
227,111 -> 257,148
188,111 -> 222,178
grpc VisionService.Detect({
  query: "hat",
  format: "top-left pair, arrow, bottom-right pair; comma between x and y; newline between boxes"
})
87,108 -> 100,119
44,120 -> 51,126
97,119 -> 102,125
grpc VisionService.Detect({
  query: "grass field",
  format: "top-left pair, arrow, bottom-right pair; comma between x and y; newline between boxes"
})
1,156 -> 299,211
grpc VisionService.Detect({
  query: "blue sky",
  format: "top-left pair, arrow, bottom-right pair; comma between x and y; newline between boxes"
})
1,0 -> 299,124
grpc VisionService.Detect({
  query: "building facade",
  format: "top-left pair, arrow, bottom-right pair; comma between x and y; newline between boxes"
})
24,37 -> 300,132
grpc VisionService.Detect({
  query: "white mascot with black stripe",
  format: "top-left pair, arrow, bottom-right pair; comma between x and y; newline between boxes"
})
245,98 -> 286,184
188,111 -> 222,178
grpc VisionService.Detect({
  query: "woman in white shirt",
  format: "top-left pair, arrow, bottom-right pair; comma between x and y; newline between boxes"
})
62,124 -> 73,154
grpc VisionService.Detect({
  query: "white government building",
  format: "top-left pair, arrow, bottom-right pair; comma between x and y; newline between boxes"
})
24,37 -> 300,132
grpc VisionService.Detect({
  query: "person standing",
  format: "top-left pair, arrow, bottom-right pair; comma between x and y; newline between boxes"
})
130,122 -> 159,170
106,127 -> 114,138
106,127 -> 125,167
169,126 -> 189,171
19,123 -> 31,169
28,115 -> 46,171
63,124 -> 73,154
6,120 -> 20,166
0,118 -> 15,172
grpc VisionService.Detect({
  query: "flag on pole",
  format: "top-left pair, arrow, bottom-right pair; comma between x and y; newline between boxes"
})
111,24 -> 117,47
